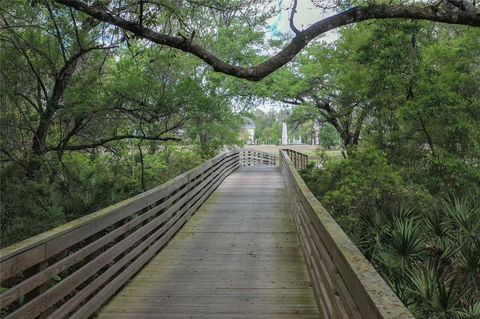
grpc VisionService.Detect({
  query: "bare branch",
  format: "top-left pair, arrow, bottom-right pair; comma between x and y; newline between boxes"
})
69,7 -> 83,49
289,0 -> 300,35
15,92 -> 41,113
281,97 -> 305,105
50,44 -> 117,108
1,14 -> 49,100
45,2 -> 68,63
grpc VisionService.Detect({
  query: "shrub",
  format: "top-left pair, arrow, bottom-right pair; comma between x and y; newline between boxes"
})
301,147 -> 433,219
301,148 -> 480,318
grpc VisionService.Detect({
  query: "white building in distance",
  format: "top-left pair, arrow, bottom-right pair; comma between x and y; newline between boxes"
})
241,118 -> 255,144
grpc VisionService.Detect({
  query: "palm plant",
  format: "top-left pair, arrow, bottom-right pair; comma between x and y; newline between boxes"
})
63,189 -> 99,220
408,262 -> 440,305
360,210 -> 389,260
358,192 -> 480,318
458,241 -> 480,289
408,262 -> 464,319
459,302 -> 480,319
442,193 -> 480,240
387,218 -> 424,267
423,208 -> 456,264
308,174 -> 480,319
424,208 -> 449,239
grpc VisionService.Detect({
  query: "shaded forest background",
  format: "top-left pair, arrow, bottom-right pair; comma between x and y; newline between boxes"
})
1,1 -> 479,318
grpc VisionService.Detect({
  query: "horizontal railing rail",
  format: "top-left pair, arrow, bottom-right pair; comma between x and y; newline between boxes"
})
279,150 -> 413,319
239,148 -> 277,166
0,150 -> 241,319
282,148 -> 308,170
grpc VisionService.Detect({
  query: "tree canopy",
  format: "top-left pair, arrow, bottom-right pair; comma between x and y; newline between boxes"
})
54,0 -> 479,80
1,1 -> 479,317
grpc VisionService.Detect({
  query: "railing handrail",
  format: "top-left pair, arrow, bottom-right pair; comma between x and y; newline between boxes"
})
239,148 -> 277,166
279,150 -> 413,319
282,148 -> 308,170
0,150 -> 234,263
0,149 -> 242,319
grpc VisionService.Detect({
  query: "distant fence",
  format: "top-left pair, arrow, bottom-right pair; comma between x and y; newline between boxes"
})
280,150 -> 413,319
239,149 -> 277,166
0,150 -> 242,319
282,148 -> 308,170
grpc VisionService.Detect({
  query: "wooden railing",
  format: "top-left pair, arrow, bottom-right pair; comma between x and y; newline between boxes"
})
0,150 -> 241,319
279,150 -> 413,319
239,149 -> 277,166
282,148 -> 308,170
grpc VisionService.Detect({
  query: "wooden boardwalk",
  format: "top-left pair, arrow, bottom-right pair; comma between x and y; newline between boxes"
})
1,150 -> 413,319
97,166 -> 320,319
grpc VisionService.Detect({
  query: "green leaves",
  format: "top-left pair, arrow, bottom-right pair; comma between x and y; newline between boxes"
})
459,302 -> 480,319
388,218 -> 424,265
408,263 -> 463,319
442,193 -> 480,238
301,145 -> 480,318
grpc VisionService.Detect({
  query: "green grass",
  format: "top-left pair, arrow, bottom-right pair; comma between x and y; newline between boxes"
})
307,150 -> 344,162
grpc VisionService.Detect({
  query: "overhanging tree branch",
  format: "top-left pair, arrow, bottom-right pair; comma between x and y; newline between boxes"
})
55,0 -> 479,81
50,134 -> 181,151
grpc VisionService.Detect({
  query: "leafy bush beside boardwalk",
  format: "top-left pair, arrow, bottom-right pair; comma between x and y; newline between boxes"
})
301,148 -> 480,318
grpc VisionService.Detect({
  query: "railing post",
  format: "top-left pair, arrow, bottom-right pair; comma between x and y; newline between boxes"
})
25,260 -> 49,319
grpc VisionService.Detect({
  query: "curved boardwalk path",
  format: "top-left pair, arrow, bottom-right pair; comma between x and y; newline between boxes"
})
97,166 -> 319,318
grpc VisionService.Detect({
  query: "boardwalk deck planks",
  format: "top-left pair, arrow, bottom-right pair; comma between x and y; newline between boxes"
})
0,148 -> 413,319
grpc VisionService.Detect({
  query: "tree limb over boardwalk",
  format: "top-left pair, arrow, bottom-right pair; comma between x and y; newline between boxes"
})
56,0 -> 479,81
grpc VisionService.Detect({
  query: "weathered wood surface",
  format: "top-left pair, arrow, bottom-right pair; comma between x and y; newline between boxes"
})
0,150 -> 240,319
279,150 -> 414,319
282,149 -> 308,170
239,149 -> 277,166
97,166 -> 320,319
1,148 -> 414,319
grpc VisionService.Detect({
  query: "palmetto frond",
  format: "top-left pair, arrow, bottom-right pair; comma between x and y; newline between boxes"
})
408,262 -> 464,319
388,218 -> 424,266
425,209 -> 449,239
459,302 -> 480,319
393,204 -> 417,222
442,193 -> 480,239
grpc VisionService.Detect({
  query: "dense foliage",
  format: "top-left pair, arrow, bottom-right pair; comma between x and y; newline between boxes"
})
0,1 -> 252,246
1,0 -> 479,317
298,20 -> 480,319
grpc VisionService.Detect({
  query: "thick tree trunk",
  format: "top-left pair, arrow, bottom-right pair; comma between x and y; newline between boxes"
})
314,100 -> 361,157
32,109 -> 56,156
199,132 -> 210,154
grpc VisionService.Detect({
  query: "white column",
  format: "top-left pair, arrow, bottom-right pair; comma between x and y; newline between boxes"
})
313,119 -> 321,145
281,122 -> 288,145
